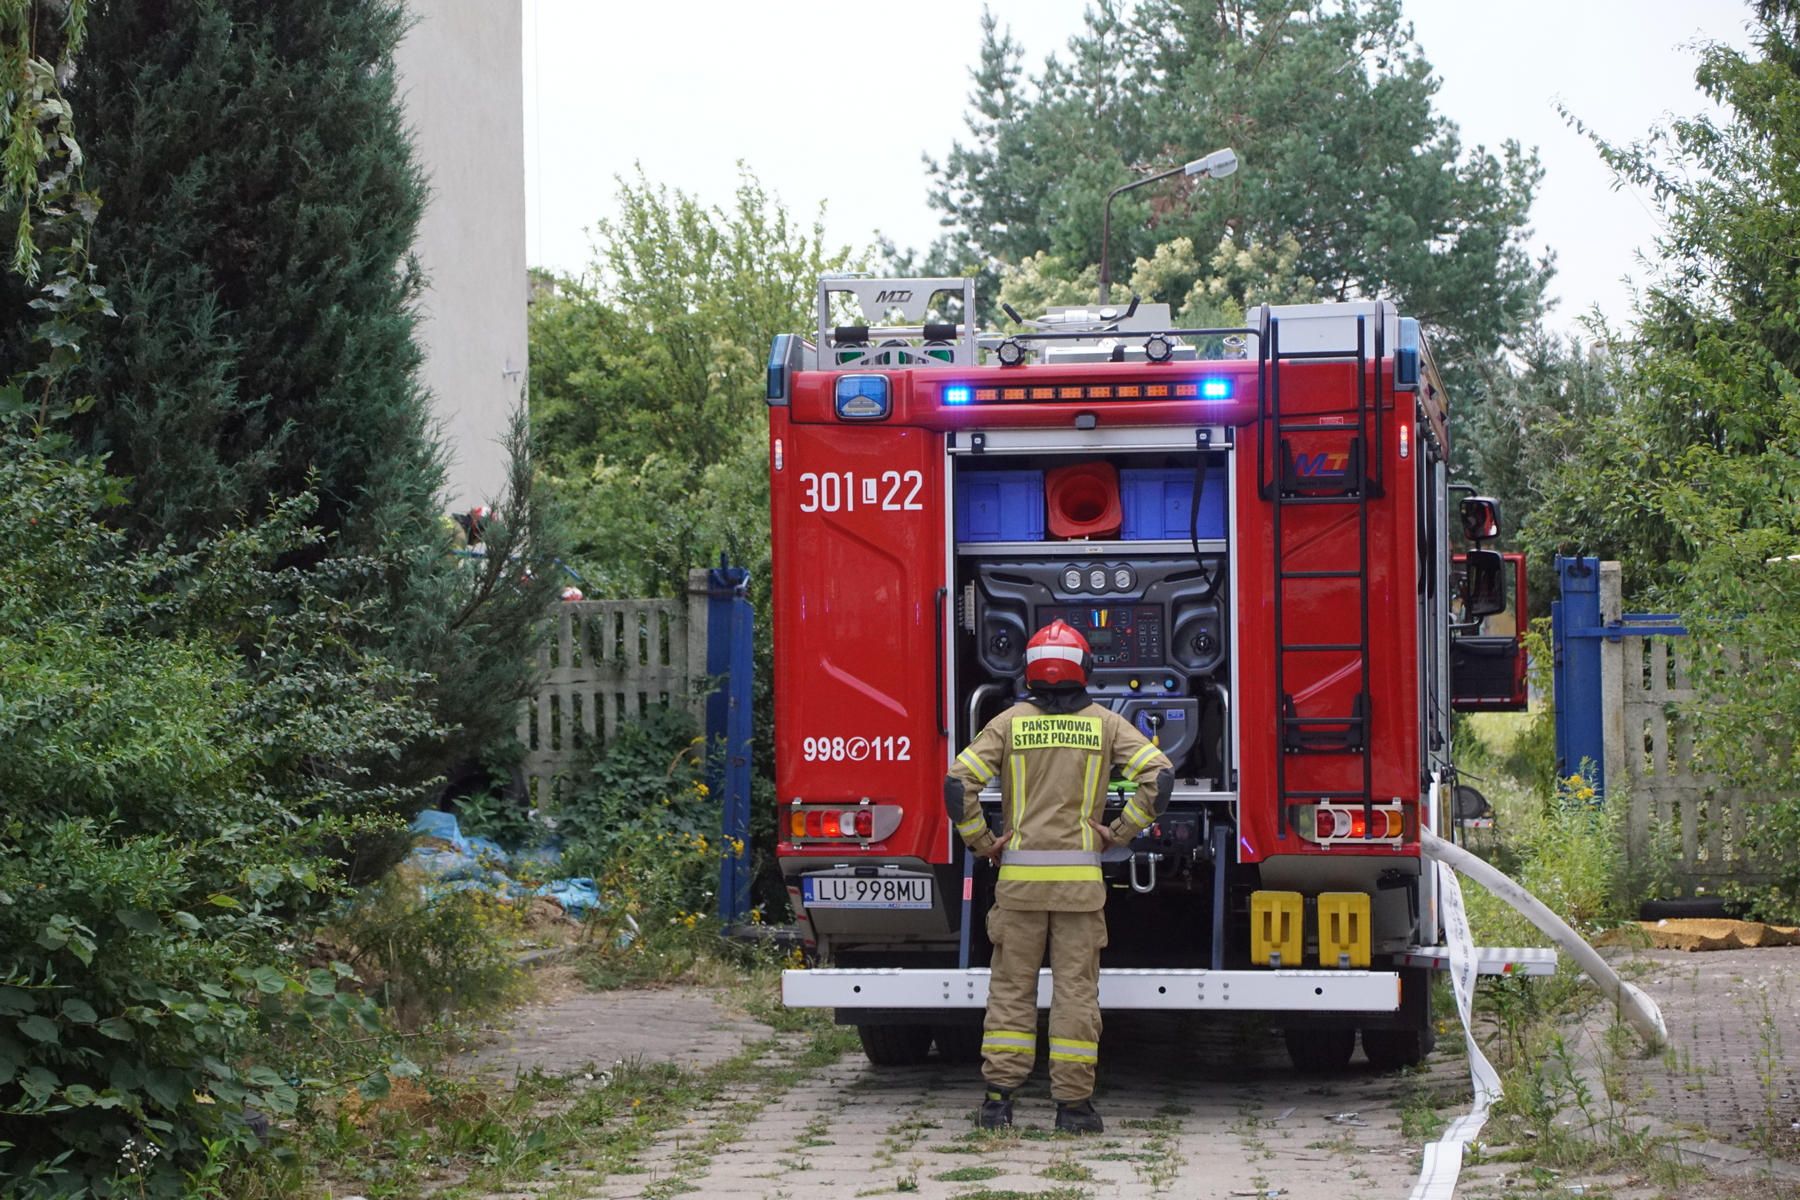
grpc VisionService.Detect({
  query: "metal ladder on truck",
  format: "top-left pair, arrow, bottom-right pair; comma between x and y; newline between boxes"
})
1259,310 -> 1385,843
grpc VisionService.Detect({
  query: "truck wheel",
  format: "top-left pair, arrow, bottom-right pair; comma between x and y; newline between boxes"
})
858,1024 -> 934,1066
932,1025 -> 983,1064
1360,1027 -> 1430,1071
1283,1027 -> 1355,1073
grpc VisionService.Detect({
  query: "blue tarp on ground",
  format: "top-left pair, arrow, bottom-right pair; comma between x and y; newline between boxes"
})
406,811 -> 599,915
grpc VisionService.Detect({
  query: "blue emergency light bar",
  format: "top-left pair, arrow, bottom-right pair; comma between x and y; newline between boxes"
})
938,378 -> 1234,404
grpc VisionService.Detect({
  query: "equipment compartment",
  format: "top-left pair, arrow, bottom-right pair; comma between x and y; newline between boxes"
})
949,447 -> 1232,791
1119,465 -> 1227,540
954,469 -> 1044,542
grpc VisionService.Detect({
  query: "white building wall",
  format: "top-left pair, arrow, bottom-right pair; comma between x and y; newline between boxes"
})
394,0 -> 527,512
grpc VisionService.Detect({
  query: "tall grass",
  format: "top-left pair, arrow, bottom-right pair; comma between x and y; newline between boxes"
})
1457,709 -> 1631,946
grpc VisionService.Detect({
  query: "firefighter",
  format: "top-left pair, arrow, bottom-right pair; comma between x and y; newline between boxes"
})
945,619 -> 1175,1134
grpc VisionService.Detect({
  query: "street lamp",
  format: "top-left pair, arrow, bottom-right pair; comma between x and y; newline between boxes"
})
1097,148 -> 1238,304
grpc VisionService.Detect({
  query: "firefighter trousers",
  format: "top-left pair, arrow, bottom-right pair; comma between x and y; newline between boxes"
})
981,906 -> 1108,1101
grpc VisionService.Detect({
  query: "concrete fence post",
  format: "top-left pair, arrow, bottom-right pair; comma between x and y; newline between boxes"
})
1599,562 -> 1626,807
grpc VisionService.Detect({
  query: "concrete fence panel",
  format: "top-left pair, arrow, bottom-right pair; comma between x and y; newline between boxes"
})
517,569 -> 712,807
1598,564 -> 1776,897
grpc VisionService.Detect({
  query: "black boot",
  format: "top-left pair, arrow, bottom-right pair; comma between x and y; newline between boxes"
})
1055,1098 -> 1103,1134
978,1086 -> 1014,1129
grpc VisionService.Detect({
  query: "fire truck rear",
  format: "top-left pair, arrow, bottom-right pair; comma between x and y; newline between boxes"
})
767,277 -> 1531,1071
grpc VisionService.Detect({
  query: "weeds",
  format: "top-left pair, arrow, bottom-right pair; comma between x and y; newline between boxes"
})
1038,1153 -> 1095,1181
935,1165 -> 1002,1181
320,865 -> 530,1028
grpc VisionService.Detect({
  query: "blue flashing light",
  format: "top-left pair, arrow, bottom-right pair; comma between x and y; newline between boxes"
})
1200,378 -> 1232,400
835,374 -> 891,420
943,385 -> 972,405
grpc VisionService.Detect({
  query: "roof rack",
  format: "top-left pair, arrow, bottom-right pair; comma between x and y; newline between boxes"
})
818,276 -> 979,368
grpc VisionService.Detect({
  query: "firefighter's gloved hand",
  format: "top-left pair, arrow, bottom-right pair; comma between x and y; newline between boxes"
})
1153,769 -> 1174,818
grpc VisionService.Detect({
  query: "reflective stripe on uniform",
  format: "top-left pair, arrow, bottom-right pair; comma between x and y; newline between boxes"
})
982,1029 -> 1036,1054
1001,849 -> 1102,866
956,813 -> 988,838
1122,742 -> 1161,780
957,747 -> 995,784
1123,797 -> 1156,827
997,864 -> 1104,882
1048,1037 -> 1099,1063
1009,753 -> 1026,849
1081,753 -> 1102,851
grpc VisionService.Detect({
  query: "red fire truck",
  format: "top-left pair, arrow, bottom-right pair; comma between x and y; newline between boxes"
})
767,278 -> 1534,1072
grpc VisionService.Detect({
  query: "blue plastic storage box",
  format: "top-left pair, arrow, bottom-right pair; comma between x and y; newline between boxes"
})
955,470 -> 1044,542
1119,466 -> 1227,540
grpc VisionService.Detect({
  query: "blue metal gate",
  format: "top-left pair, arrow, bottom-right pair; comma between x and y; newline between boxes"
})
1550,555 -> 1685,798
702,558 -> 755,927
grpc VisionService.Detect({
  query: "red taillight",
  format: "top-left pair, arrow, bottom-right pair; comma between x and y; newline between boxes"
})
1301,803 -> 1409,844
787,803 -> 900,843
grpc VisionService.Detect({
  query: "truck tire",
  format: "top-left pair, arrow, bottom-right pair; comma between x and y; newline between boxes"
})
1360,1027 -> 1431,1071
932,1025 -> 983,1064
858,1024 -> 934,1066
1283,1027 -> 1355,1073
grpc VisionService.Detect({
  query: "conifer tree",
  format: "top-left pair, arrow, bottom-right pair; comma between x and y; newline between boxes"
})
29,0 -> 563,811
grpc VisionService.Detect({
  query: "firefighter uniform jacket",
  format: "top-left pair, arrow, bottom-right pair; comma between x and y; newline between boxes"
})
947,701 -> 1174,912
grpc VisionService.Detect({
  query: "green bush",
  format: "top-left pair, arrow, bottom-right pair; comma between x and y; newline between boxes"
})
0,431 -> 434,1196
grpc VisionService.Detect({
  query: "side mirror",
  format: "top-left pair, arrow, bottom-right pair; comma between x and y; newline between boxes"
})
1460,496 -> 1500,544
1461,549 -> 1507,618
1452,784 -> 1491,820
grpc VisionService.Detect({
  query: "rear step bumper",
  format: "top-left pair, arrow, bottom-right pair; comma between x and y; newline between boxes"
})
1397,945 -> 1557,975
784,968 -> 1399,1012
783,946 -> 1557,1012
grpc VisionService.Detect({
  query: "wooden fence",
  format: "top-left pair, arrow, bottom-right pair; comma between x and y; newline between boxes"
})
1594,562 -> 1776,897
517,568 -> 713,807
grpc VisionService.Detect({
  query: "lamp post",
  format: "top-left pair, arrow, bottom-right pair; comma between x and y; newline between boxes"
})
1097,148 -> 1239,304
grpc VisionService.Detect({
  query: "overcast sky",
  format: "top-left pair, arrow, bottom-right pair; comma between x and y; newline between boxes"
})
521,1 -> 1757,337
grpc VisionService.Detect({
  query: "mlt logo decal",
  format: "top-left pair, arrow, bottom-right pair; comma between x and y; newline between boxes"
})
875,289 -> 913,304
1293,451 -> 1350,478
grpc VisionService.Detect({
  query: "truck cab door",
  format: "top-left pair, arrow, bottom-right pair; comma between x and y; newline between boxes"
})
1449,551 -> 1528,711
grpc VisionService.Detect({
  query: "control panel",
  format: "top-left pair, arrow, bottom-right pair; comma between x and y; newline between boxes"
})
1037,604 -> 1163,667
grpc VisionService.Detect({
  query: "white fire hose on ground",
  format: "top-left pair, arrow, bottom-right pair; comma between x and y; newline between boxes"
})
1422,829 -> 1667,1048
1407,826 -> 1666,1199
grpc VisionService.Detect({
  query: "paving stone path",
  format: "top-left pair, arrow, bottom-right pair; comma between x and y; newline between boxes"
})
484,1004 -> 1471,1200
1619,945 -> 1799,1154
459,951 -> 1800,1200
462,986 -> 776,1080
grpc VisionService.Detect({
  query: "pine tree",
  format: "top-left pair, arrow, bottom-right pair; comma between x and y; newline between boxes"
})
928,0 -> 1549,361
23,0 -> 563,820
